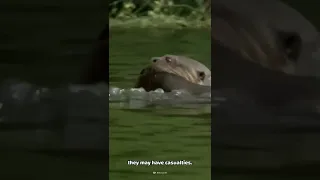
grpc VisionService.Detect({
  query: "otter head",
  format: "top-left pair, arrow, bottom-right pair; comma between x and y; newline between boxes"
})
150,54 -> 211,86
212,5 -> 302,75
134,65 -> 211,93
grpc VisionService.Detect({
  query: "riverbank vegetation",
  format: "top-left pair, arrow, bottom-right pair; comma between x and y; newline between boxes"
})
109,0 -> 211,29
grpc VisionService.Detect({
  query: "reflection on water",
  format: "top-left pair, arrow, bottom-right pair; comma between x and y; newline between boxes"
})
0,79 -> 109,150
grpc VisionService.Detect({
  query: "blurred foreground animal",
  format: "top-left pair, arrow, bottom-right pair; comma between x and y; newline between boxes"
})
211,31 -> 320,173
214,0 -> 320,77
212,4 -> 302,74
211,5 -> 320,171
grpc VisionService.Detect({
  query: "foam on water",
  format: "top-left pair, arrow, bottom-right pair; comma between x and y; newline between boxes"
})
0,79 -> 212,112
0,79 -> 212,151
0,79 -> 110,150
109,86 -> 211,109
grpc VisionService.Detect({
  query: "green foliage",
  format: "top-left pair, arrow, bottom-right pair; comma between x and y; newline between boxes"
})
109,0 -> 211,29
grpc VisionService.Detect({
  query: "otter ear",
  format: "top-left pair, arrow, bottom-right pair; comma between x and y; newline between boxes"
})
277,31 -> 302,62
198,71 -> 206,81
164,56 -> 174,63
163,55 -> 177,63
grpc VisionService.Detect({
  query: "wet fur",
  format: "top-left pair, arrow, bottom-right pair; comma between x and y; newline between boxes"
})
212,5 -> 302,74
134,66 -> 210,94
211,32 -> 320,106
211,14 -> 320,170
150,55 -> 211,85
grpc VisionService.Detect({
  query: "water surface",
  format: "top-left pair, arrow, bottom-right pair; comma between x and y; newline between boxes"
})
109,27 -> 211,180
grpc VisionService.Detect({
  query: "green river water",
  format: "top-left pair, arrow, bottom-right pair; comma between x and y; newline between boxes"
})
109,27 -> 211,180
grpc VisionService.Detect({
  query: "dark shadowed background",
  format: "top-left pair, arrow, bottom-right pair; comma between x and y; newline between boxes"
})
0,0 -> 106,86
0,0 -> 107,179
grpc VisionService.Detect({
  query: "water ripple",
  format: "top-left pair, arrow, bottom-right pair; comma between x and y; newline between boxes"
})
109,86 -> 212,109
0,79 -> 214,150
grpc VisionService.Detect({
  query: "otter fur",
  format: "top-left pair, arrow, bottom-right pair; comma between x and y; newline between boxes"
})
212,4 -> 302,74
134,54 -> 211,93
134,65 -> 211,94
214,0 -> 320,77
150,54 -> 211,86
